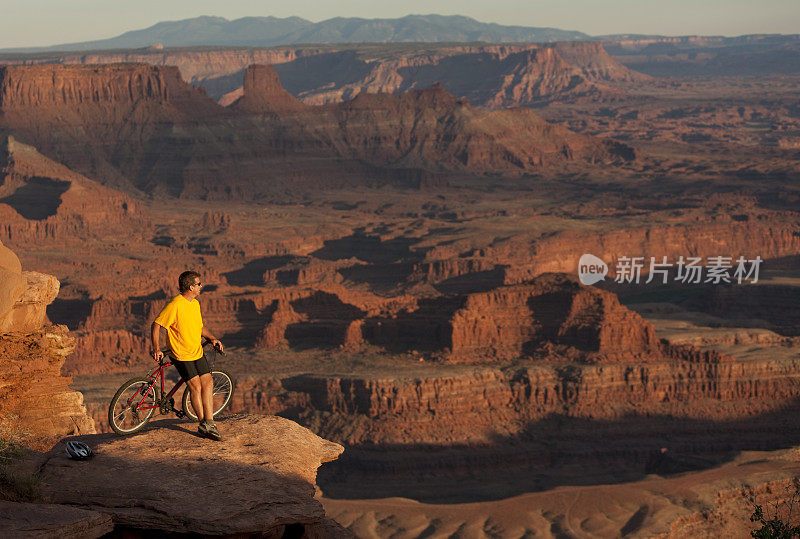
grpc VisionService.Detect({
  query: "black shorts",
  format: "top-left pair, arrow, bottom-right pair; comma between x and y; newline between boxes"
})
171,352 -> 211,382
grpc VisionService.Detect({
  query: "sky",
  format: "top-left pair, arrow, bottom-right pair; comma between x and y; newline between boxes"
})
1,0 -> 798,48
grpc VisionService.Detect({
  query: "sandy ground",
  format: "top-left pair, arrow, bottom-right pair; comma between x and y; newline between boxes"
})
322,447 -> 800,538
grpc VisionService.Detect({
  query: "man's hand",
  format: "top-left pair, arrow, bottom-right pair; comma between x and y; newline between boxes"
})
211,339 -> 224,353
151,322 -> 164,363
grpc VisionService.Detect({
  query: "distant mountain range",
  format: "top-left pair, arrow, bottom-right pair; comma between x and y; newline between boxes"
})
4,15 -> 591,52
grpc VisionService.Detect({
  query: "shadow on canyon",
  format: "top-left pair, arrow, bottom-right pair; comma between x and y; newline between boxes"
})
313,401 -> 800,504
0,176 -> 70,220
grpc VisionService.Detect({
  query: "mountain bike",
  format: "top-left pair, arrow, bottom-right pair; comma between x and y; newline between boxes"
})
108,345 -> 235,435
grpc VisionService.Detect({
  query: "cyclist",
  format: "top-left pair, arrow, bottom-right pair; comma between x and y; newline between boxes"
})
151,270 -> 224,441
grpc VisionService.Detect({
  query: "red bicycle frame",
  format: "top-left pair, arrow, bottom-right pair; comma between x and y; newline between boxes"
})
127,358 -> 186,414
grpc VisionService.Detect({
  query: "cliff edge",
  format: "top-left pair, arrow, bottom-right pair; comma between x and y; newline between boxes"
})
37,414 -> 348,536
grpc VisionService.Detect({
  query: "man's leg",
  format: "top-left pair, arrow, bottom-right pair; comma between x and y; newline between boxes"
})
199,372 -> 214,424
185,375 -> 204,422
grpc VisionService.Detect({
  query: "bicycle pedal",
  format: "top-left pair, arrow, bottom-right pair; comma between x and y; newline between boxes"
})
175,410 -> 185,419
159,397 -> 176,416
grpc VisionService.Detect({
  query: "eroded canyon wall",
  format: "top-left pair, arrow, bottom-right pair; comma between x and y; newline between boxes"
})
4,42 -> 648,106
0,63 -> 632,199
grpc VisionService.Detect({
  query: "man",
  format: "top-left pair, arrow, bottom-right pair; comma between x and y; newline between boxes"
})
151,270 -> 224,441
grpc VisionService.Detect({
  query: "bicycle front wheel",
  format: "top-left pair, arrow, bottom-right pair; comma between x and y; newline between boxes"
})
108,377 -> 158,435
181,370 -> 235,422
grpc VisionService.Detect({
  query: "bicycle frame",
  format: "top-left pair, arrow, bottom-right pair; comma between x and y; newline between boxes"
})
126,358 -> 185,413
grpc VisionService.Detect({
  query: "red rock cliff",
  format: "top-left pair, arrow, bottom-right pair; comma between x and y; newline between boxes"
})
0,136 -> 145,244
1,42 -> 648,106
0,239 -> 95,440
0,63 -> 209,110
231,64 -> 307,114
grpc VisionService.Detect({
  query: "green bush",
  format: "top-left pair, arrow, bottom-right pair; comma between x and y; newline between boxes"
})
751,484 -> 800,539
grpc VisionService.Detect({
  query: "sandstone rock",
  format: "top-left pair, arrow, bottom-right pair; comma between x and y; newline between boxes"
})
271,42 -> 646,108
65,329 -> 149,375
0,239 -> 26,322
0,136 -> 147,246
0,500 -> 112,538
38,414 -> 344,535
18,273 -> 60,306
0,43 -> 645,106
257,298 -> 303,347
0,242 -> 62,333
360,273 -> 665,362
198,210 -> 232,231
343,319 -> 365,349
0,63 -> 635,200
0,325 -> 95,440
0,238 -> 23,273
0,272 -> 62,334
231,64 -> 308,114
303,82 -> 634,174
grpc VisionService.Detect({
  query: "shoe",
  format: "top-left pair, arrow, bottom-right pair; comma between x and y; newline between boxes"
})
198,421 -> 222,441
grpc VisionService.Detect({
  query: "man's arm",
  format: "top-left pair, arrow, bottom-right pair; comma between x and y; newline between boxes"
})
201,326 -> 223,352
151,322 -> 164,361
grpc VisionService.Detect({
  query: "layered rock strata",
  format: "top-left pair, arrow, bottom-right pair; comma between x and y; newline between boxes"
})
235,354 -> 793,447
3,42 -> 648,105
222,353 -> 800,502
0,136 -> 145,245
0,240 -> 95,439
0,326 -> 96,439
0,63 -> 633,199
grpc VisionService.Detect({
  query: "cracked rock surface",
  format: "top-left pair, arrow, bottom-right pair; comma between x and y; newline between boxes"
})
37,414 -> 345,535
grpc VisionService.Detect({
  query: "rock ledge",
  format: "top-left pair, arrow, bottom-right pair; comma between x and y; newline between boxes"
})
38,414 -> 346,536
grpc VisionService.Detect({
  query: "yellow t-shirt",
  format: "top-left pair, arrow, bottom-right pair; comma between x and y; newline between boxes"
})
154,295 -> 204,361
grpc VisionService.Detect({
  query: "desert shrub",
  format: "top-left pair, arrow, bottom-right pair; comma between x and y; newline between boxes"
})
751,482 -> 800,539
0,415 -> 40,502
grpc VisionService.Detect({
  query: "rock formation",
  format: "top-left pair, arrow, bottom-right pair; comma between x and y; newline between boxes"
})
0,42 -> 649,106
361,274 -> 666,361
38,414 -> 348,536
0,63 -> 635,198
0,64 -> 234,197
302,82 -> 634,172
225,351 -> 800,506
231,63 -> 308,114
0,238 -> 26,329
274,43 -> 637,108
0,238 -> 60,333
0,239 -> 95,440
0,500 -> 112,538
0,136 -> 145,245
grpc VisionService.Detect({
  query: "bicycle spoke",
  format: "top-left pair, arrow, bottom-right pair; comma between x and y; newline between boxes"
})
110,380 -> 156,434
181,371 -> 234,421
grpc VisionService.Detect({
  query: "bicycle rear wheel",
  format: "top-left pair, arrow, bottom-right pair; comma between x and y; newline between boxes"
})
108,377 -> 158,435
181,370 -> 235,421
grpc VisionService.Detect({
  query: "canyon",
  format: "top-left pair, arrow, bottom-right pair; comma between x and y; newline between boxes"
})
0,239 -> 349,536
2,42 -> 645,106
1,37 -> 799,537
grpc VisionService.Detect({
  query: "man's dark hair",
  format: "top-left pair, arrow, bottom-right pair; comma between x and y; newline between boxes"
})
179,271 -> 201,293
